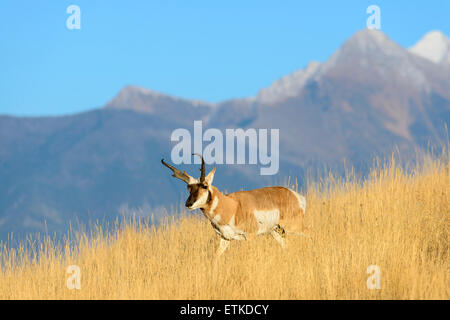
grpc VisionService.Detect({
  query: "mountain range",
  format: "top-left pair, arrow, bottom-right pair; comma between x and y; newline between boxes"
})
0,29 -> 449,241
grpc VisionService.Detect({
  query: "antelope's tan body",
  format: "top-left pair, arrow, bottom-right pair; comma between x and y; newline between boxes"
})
201,186 -> 306,241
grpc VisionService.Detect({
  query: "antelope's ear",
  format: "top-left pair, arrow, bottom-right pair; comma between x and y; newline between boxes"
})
205,166 -> 216,185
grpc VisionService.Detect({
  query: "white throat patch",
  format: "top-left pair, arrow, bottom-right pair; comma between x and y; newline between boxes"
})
209,196 -> 219,219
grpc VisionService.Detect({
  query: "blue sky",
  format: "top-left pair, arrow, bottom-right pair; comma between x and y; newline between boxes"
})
1,0 -> 449,116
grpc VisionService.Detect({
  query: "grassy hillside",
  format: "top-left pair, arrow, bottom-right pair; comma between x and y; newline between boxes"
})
0,154 -> 448,299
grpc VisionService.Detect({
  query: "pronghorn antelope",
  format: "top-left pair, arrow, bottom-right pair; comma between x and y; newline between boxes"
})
161,154 -> 308,257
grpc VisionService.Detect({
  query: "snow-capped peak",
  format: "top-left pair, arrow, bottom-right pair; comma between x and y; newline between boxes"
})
408,30 -> 450,65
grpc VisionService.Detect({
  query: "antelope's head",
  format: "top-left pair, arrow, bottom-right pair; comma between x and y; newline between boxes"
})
161,154 -> 216,210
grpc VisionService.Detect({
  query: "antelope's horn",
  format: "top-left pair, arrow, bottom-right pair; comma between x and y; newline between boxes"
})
161,158 -> 196,184
192,153 -> 205,183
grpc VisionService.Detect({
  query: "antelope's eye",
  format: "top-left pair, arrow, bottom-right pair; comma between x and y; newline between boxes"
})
201,185 -> 208,189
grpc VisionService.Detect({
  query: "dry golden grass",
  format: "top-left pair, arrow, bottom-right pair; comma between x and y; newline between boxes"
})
0,155 -> 448,299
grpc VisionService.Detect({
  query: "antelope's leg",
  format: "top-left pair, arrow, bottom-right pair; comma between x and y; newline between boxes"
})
271,224 -> 286,248
215,238 -> 230,257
